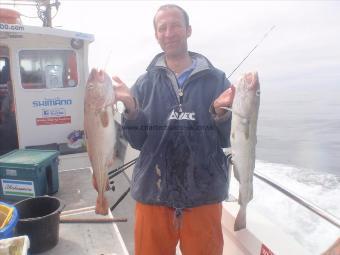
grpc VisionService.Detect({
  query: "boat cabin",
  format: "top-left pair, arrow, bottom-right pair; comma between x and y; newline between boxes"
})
0,8 -> 94,155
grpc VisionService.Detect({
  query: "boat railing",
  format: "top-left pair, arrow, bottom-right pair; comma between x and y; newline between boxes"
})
254,171 -> 340,228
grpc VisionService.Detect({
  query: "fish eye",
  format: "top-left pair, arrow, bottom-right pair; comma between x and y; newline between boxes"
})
256,90 -> 261,96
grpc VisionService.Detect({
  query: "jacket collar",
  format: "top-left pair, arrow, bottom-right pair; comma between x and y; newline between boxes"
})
146,51 -> 215,76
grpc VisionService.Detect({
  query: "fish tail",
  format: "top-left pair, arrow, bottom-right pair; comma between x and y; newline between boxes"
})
95,192 -> 109,215
92,173 -> 110,191
234,205 -> 247,231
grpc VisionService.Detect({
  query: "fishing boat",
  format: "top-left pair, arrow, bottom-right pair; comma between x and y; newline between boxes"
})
0,5 -> 338,255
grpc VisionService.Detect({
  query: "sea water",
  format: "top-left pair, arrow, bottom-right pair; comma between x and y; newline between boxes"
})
252,160 -> 339,254
250,81 -> 340,254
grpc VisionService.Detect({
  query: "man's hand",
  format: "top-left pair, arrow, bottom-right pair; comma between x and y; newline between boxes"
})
213,85 -> 235,116
112,76 -> 137,116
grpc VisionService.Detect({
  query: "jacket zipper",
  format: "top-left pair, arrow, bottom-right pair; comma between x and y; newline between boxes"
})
160,66 -> 209,112
177,70 -> 209,112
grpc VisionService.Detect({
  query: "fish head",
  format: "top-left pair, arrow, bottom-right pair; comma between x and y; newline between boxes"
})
239,71 -> 260,94
233,71 -> 260,116
85,68 -> 115,111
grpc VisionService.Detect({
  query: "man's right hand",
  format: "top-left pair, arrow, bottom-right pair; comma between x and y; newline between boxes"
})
112,76 -> 137,117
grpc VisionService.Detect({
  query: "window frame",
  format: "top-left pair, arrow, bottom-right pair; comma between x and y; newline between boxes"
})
18,49 -> 79,90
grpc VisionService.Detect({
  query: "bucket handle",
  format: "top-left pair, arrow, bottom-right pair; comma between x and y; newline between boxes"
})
58,202 -> 66,214
43,195 -> 65,214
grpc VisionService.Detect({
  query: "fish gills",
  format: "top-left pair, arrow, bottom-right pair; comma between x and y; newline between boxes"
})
84,68 -> 116,215
230,72 -> 260,231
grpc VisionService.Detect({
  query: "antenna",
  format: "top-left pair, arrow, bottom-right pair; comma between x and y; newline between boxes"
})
36,0 -> 60,27
227,25 -> 276,79
0,0 -> 60,27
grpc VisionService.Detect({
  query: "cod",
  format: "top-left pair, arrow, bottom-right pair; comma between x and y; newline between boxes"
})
84,69 -> 116,215
230,71 -> 260,231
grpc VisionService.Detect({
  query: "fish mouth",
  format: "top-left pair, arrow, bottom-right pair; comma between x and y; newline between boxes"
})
244,72 -> 259,90
88,68 -> 106,83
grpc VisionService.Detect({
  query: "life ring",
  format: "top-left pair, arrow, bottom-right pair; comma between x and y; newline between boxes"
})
0,8 -> 22,24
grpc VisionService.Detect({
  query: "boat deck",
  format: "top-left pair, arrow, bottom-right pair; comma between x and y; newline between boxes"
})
45,150 -> 312,255
38,153 -> 131,255
2,149 -> 315,255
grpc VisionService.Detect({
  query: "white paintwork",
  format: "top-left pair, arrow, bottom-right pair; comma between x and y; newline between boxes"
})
0,22 -> 94,42
222,201 -> 312,255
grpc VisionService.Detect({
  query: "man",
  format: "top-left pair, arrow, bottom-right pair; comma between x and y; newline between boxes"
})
114,4 -> 235,255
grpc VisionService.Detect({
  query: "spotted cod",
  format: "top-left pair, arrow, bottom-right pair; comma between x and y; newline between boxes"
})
84,69 -> 116,215
230,71 -> 260,231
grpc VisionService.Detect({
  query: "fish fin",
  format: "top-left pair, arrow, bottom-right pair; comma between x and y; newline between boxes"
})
224,193 -> 238,202
233,163 -> 240,181
234,205 -> 247,231
112,105 -> 116,117
100,109 -> 109,127
95,193 -> 109,215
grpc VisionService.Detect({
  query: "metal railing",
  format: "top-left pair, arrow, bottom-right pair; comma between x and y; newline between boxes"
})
254,171 -> 340,228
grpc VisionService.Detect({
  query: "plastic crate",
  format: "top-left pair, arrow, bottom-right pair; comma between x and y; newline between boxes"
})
0,202 -> 18,239
0,149 -> 59,201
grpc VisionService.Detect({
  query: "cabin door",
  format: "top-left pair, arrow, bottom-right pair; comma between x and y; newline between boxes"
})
0,46 -> 18,155
14,49 -> 83,148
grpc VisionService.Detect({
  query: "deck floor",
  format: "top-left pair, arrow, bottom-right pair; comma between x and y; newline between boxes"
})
38,154 -> 132,255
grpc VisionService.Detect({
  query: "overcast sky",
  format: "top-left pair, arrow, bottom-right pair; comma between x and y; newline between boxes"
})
13,0 -> 340,88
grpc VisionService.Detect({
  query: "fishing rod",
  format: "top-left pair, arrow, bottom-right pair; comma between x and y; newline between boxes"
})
227,25 -> 276,79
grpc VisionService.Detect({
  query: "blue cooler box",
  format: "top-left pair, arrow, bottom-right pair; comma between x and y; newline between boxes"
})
0,149 -> 59,201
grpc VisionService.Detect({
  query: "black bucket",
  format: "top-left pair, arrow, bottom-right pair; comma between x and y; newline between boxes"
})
14,196 -> 64,254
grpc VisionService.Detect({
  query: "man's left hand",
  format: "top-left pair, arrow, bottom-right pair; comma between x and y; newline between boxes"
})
213,85 -> 235,116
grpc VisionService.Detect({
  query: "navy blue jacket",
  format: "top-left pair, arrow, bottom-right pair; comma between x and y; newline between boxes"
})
122,52 -> 231,209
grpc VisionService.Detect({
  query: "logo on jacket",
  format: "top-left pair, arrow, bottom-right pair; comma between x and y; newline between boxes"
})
169,109 -> 196,121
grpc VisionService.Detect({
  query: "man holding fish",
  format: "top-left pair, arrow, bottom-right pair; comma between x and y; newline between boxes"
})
86,4 -> 260,255
116,4 -> 234,255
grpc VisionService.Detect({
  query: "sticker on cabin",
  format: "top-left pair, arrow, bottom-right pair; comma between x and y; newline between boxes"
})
260,244 -> 275,255
42,108 -> 66,117
32,98 -> 72,108
1,179 -> 35,197
0,23 -> 24,32
36,116 -> 71,125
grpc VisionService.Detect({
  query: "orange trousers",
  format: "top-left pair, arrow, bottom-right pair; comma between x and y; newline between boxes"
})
135,202 -> 223,255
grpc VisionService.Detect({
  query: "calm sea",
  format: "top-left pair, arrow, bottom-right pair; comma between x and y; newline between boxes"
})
257,82 -> 340,176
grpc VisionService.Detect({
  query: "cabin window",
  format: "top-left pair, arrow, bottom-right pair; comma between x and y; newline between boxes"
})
19,50 -> 78,89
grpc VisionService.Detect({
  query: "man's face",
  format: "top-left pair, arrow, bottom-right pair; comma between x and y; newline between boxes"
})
154,8 -> 191,58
